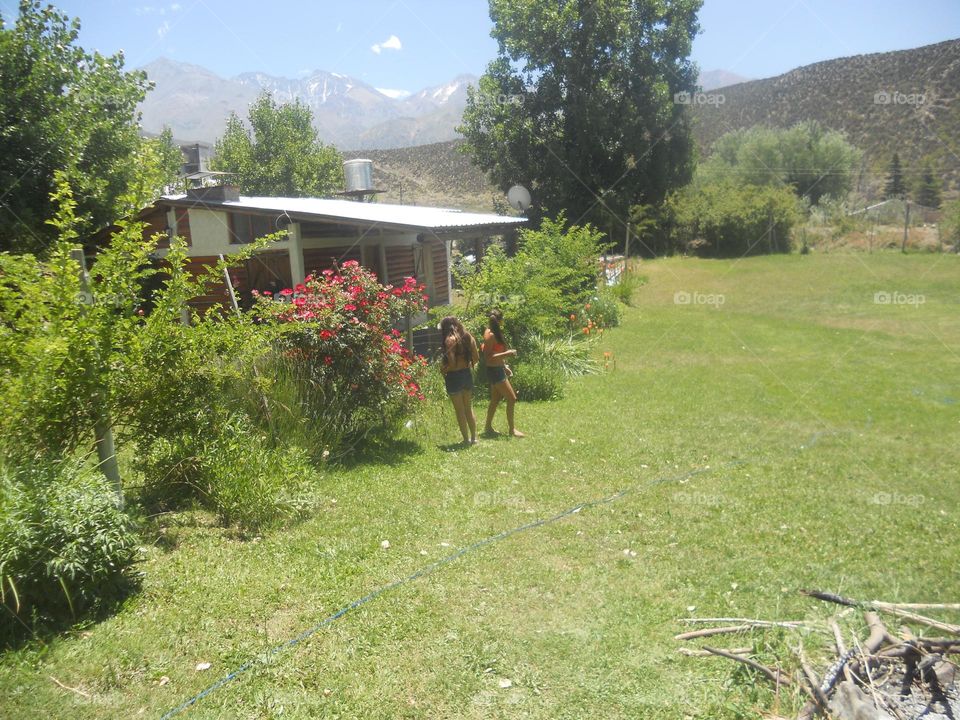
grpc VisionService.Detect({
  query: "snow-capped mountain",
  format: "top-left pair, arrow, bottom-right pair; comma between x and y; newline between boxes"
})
138,58 -> 478,150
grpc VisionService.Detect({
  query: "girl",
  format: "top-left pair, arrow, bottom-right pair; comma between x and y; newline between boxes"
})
439,316 -> 479,445
482,309 -> 524,437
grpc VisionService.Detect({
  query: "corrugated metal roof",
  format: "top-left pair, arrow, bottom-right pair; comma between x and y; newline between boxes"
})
161,194 -> 527,232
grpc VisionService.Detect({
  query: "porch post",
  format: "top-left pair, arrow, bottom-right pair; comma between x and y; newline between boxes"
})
289,221 -> 305,284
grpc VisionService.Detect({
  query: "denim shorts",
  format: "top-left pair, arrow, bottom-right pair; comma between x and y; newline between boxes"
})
444,367 -> 474,395
486,364 -> 507,384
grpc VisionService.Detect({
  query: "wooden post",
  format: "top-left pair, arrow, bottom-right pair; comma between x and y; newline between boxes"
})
902,201 -> 910,253
70,248 -> 123,507
625,223 -> 631,259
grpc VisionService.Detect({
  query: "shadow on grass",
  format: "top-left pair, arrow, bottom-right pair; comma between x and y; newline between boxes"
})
1,575 -> 141,653
332,436 -> 426,470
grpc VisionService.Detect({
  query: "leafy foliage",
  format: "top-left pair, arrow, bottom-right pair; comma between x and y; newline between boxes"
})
213,92 -> 344,197
459,0 -> 701,235
0,1 -> 174,254
0,456 -> 139,641
667,180 -> 802,257
257,261 -> 428,453
912,162 -> 942,208
699,122 -> 863,205
884,153 -> 905,198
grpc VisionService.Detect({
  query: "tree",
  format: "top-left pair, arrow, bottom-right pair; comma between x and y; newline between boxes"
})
213,92 -> 343,197
884,152 -> 905,198
913,162 -> 942,209
941,198 -> 960,252
0,1 -> 155,254
699,122 -> 862,204
459,0 -> 701,238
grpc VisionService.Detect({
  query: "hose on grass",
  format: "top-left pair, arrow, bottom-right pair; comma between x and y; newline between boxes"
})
160,460 -> 743,718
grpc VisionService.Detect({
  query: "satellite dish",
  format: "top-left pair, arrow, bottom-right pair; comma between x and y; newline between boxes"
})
507,185 -> 531,212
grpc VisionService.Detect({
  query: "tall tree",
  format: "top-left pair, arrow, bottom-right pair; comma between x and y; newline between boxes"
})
884,152 -> 905,198
0,1 -> 154,254
699,122 -> 862,205
913,162 -> 942,209
213,92 -> 343,197
459,0 -> 701,236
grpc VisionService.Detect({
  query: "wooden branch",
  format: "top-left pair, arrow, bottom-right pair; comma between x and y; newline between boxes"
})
873,601 -> 960,611
49,676 -> 90,699
675,624 -> 754,641
675,620 -> 813,641
678,646 -> 751,657
679,617 -> 809,626
701,645 -> 792,688
828,617 -> 847,656
796,612 -> 891,720
801,590 -> 960,636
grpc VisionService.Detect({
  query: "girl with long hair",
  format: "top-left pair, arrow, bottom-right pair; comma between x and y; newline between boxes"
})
439,315 -> 479,445
482,309 -> 524,437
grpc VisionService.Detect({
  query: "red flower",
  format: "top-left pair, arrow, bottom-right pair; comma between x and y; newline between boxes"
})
323,355 -> 333,365
344,303 -> 357,311
280,287 -> 294,297
319,329 -> 334,340
294,283 -> 306,294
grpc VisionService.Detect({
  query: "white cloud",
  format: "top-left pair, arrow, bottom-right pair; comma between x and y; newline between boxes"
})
157,20 -> 171,38
371,34 -> 402,54
376,87 -> 411,100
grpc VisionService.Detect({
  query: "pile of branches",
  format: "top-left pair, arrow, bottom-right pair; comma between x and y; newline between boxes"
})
676,590 -> 960,719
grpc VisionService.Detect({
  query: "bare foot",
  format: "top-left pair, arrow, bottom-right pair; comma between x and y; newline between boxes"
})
510,429 -> 526,438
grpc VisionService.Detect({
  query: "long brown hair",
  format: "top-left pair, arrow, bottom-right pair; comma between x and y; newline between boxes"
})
439,316 -> 473,367
488,309 -> 505,345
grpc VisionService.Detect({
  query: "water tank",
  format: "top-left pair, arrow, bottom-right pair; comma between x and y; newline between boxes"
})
343,159 -> 374,193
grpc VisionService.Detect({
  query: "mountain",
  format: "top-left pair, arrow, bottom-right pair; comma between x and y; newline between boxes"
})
690,39 -> 960,191
698,69 -> 752,90
138,58 -> 476,150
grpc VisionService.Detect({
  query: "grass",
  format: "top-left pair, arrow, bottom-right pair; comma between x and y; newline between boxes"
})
2,252 -> 958,719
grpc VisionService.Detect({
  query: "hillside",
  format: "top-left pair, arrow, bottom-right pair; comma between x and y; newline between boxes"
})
691,39 -> 960,192
342,141 -> 499,213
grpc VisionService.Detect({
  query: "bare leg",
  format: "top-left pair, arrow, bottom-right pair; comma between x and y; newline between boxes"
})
502,380 -> 524,437
463,390 -> 477,443
450,393 -> 469,442
485,387 -> 502,433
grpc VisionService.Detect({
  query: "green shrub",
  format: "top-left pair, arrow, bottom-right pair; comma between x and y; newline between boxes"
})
451,214 -> 611,353
202,416 -> 316,535
0,457 -> 140,641
667,180 -> 802,257
609,270 -> 647,306
583,290 -> 621,329
511,361 -> 564,402
528,334 -> 598,378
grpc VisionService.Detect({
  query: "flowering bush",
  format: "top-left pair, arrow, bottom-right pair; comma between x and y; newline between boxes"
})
255,261 -> 428,453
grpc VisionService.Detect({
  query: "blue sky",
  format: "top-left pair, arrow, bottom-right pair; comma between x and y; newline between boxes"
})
1,0 -> 957,94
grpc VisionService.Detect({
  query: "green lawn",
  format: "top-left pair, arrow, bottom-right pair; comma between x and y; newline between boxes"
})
2,252 -> 958,719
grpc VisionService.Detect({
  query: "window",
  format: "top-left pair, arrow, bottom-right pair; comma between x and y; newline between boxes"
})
230,212 -> 276,244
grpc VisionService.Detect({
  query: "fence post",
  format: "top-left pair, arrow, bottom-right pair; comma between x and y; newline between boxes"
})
70,248 -> 123,507
901,201 -> 910,253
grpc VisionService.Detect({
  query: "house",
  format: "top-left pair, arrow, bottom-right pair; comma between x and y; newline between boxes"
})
132,183 -> 527,313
